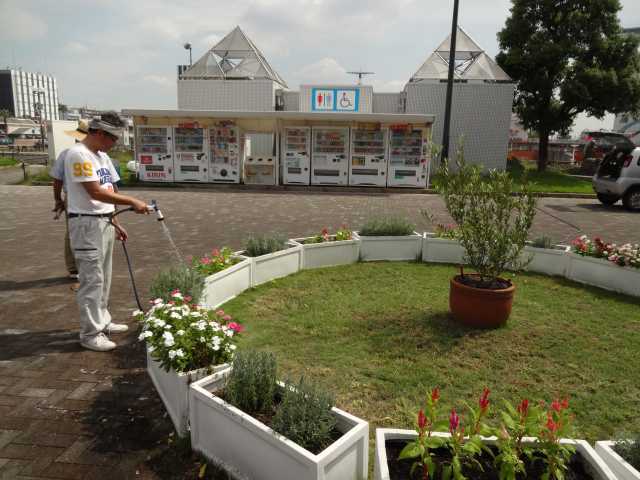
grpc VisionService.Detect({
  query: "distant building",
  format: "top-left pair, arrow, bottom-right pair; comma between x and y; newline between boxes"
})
613,27 -> 640,145
0,69 -> 59,122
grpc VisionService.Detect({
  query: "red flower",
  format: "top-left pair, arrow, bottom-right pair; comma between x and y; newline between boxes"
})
517,398 -> 529,417
449,409 -> 460,433
212,248 -> 220,257
551,399 -> 562,413
479,388 -> 490,413
546,413 -> 559,433
228,322 -> 244,333
431,387 -> 440,403
418,409 -> 427,430
184,295 -> 192,303
561,398 -> 569,409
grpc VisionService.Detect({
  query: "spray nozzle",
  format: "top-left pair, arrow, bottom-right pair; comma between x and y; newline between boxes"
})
148,200 -> 165,221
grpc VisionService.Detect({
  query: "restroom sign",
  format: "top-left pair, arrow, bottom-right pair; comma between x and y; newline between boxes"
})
312,88 -> 359,112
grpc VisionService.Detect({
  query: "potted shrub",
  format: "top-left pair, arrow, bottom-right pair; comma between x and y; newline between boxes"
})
135,291 -> 244,436
375,387 -> 616,480
567,235 -> 640,297
596,435 -> 640,479
241,235 -> 302,286
436,156 -> 536,328
292,225 -> 360,269
520,236 -> 570,277
192,247 -> 252,308
421,223 -> 466,264
189,350 -> 369,480
354,217 -> 422,261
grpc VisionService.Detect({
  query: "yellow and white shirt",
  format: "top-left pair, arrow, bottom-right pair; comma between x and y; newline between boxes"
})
64,143 -> 119,215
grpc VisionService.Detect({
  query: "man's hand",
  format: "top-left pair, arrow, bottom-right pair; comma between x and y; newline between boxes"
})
131,198 -> 149,214
114,224 -> 128,242
52,199 -> 65,219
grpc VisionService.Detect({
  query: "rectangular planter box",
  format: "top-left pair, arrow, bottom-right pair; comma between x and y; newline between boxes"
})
566,252 -> 640,297
291,236 -> 360,269
201,255 -> 252,309
520,245 -> 569,277
146,350 -> 228,436
243,242 -> 302,287
190,368 -> 369,480
354,232 -> 423,262
374,429 -> 617,480
422,234 -> 466,264
595,441 -> 640,480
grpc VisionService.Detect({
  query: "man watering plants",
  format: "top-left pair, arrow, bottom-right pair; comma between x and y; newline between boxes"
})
65,112 -> 148,352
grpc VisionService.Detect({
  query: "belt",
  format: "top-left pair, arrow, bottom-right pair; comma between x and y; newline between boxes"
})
68,212 -> 113,218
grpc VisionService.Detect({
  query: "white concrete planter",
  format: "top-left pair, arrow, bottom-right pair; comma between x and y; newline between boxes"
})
354,231 -> 423,262
146,350 -> 228,436
190,368 -> 369,480
566,252 -> 640,297
422,234 -> 466,264
374,429 -> 616,480
520,245 -> 570,277
201,255 -> 252,309
243,242 -> 302,287
291,236 -> 360,269
595,441 -> 640,480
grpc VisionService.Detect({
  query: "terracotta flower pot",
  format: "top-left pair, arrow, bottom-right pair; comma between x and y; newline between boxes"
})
449,274 -> 516,328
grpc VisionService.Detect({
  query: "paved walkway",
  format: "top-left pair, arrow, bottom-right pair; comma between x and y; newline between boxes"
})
0,185 -> 638,479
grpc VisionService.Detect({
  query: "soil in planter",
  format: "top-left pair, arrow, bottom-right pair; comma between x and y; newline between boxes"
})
385,440 -> 595,480
217,390 -> 343,455
456,274 -> 512,290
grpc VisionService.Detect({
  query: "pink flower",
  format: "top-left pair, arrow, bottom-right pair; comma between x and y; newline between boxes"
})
216,310 -> 225,316
223,314 -> 232,322
449,409 -> 460,433
212,248 -> 220,257
201,256 -> 212,265
228,322 -> 244,333
184,295 -> 192,303
418,409 -> 427,431
479,387 -> 490,413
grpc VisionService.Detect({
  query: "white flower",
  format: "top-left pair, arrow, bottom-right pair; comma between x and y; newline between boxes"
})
212,344 -> 220,351
153,318 -> 166,328
168,349 -> 177,359
170,312 -> 182,320
171,292 -> 183,300
164,324 -> 172,329
132,310 -> 143,317
196,321 -> 207,331
153,298 -> 164,305
225,329 -> 234,337
230,344 -> 237,350
163,331 -> 175,347
182,305 -> 190,315
176,349 -> 185,358
199,336 -> 206,343
138,331 -> 153,341
147,345 -> 155,353
191,311 -> 202,318
176,330 -> 185,336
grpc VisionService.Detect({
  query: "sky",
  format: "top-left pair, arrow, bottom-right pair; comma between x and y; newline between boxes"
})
1,0 -> 639,136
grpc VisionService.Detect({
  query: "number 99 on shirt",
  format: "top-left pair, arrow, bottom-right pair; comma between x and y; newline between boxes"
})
73,162 -> 93,177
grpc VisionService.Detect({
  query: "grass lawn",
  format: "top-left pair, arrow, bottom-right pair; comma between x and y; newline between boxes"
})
222,262 -> 640,443
0,156 -> 19,167
507,158 -> 593,194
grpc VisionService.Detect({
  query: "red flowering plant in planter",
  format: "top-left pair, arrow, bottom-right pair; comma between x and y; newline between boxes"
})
538,398 -> 575,480
189,247 -> 239,276
572,234 -> 640,269
304,225 -> 353,244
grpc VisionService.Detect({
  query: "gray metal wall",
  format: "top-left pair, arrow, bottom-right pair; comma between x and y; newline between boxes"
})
177,79 -> 277,111
299,85 -> 373,113
372,93 -> 402,113
282,91 -> 300,111
405,81 -> 515,170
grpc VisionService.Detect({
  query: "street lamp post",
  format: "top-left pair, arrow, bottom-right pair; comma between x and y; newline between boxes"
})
184,42 -> 193,66
32,90 -> 45,151
441,0 -> 460,164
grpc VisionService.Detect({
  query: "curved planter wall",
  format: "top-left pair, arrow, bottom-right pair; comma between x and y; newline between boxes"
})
201,256 -> 252,309
146,350 -> 228,436
189,368 -> 369,480
374,429 -> 617,480
244,242 -> 303,287
422,235 -> 466,264
567,252 -> 640,297
354,232 -> 423,262
595,441 -> 640,480
521,245 -> 569,277
291,237 -> 360,269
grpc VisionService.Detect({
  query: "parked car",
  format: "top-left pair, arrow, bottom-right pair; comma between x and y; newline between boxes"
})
592,145 -> 640,211
578,131 -> 636,163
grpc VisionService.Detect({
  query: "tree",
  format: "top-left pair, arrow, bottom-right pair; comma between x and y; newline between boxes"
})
497,0 -> 640,171
0,109 -> 10,124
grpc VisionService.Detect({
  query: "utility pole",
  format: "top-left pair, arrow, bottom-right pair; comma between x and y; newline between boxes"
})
184,43 -> 193,66
347,71 -> 375,85
441,0 -> 460,164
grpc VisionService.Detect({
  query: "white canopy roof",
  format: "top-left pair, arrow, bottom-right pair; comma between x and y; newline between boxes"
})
410,26 -> 511,82
180,26 -> 288,88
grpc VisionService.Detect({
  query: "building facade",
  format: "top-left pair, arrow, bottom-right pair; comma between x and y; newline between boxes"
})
0,69 -> 59,122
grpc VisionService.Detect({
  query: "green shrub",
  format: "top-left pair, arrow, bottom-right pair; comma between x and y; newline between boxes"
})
244,236 -> 287,257
359,217 -> 415,236
615,434 -> 640,471
531,236 -> 553,249
149,265 -> 204,304
225,350 -> 277,415
272,376 -> 337,453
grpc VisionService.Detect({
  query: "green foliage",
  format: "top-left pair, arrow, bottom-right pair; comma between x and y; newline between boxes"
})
531,236 -> 553,249
244,236 -> 287,257
359,217 -> 415,236
149,264 -> 204,304
225,350 -> 277,415
614,435 -> 640,471
497,0 -> 640,170
272,376 -> 337,453
436,150 -> 536,281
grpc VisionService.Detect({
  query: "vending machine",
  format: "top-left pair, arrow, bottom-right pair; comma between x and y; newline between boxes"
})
387,127 -> 429,188
311,127 -> 349,185
208,123 -> 241,183
282,127 -> 311,185
173,126 -> 208,182
243,133 -> 277,185
349,128 -> 388,186
136,126 -> 174,182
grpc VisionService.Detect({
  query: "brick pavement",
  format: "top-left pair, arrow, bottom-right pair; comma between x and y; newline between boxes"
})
0,185 -> 638,479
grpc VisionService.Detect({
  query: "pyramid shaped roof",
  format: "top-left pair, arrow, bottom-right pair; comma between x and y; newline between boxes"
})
410,26 -> 511,82
180,26 -> 288,88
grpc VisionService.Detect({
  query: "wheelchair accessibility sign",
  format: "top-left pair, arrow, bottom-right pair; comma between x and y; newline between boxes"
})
312,88 -> 359,112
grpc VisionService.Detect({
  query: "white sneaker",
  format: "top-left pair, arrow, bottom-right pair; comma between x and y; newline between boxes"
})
106,322 -> 129,334
81,333 -> 116,352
